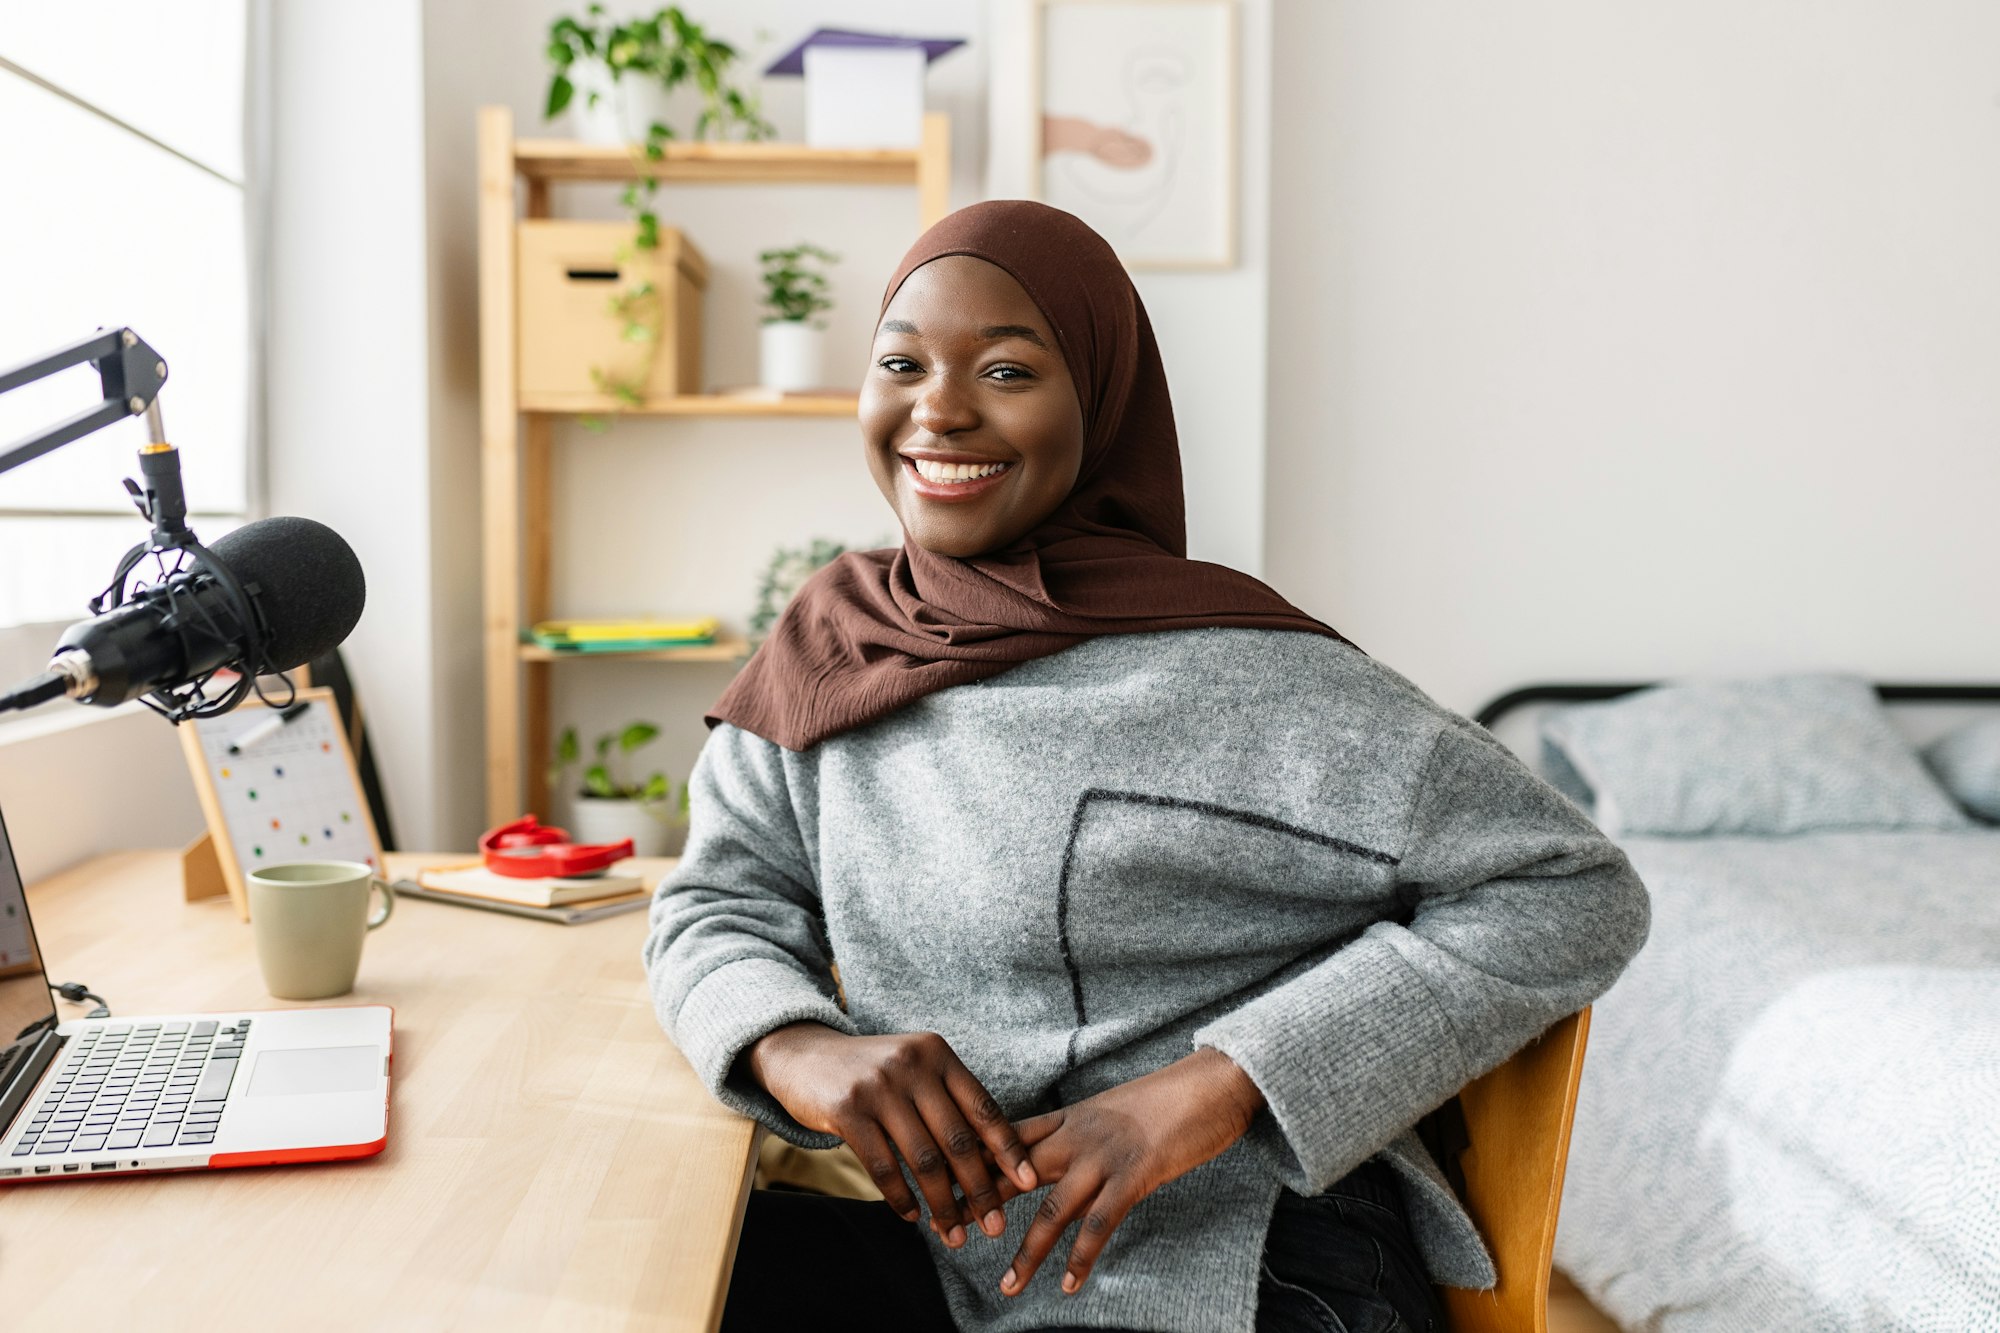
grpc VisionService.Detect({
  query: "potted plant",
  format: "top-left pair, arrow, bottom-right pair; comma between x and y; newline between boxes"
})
545,6 -> 772,423
759,242 -> 838,392
544,5 -> 773,147
549,721 -> 688,857
750,537 -> 852,641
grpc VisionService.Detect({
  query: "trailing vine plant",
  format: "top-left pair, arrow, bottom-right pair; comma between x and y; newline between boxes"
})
543,6 -> 776,424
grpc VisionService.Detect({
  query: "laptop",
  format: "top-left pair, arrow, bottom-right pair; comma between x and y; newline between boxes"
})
0,803 -> 392,1182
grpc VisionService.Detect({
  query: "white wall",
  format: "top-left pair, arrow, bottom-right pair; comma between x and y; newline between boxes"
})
0,628 -> 198,881
266,0 -> 448,847
0,708 -> 202,884
1264,1 -> 2000,717
1106,0 -> 1271,577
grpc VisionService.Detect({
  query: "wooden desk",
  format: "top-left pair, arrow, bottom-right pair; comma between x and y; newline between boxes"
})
2,851 -> 757,1332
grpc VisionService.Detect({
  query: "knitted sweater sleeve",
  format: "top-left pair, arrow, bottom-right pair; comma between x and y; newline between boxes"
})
1193,715 -> 1652,1194
641,723 -> 856,1148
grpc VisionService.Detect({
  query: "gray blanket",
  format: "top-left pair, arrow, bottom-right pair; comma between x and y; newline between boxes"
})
1556,831 -> 2000,1332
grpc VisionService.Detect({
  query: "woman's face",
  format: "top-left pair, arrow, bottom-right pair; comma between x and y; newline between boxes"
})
860,256 -> 1086,558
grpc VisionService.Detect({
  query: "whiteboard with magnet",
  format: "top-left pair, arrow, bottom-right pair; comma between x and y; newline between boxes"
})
179,687 -> 383,920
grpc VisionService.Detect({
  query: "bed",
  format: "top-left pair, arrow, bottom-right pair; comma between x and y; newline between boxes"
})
1476,679 -> 2000,1333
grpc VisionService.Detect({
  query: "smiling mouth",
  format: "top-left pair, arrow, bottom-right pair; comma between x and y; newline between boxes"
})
899,454 -> 1017,504
907,457 -> 1014,484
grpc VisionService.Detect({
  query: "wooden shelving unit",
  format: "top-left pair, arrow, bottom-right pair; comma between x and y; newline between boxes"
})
477,105 -> 951,823
513,137 -> 941,189
515,390 -> 859,416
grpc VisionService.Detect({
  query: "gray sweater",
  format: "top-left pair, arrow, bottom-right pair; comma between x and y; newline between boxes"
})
643,628 -> 1650,1333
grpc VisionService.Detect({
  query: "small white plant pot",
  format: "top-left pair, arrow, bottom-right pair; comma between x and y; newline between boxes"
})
616,79 -> 676,144
761,320 -> 825,393
566,64 -> 626,145
568,795 -> 674,859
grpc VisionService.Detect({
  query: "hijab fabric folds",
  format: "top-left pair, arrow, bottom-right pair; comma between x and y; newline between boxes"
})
708,200 -> 1350,751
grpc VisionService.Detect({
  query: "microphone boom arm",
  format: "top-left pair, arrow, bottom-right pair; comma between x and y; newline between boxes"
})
0,326 -> 169,479
0,328 -> 273,723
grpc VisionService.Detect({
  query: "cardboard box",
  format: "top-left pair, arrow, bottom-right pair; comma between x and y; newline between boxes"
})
517,220 -> 709,404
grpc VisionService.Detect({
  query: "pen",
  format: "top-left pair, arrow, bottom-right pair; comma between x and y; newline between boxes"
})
228,701 -> 311,754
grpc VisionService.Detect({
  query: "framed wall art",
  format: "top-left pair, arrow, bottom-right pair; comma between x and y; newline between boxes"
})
1024,0 -> 1239,269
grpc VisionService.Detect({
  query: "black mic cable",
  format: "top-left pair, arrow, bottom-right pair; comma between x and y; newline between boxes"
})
0,670 -> 68,715
51,981 -> 111,1020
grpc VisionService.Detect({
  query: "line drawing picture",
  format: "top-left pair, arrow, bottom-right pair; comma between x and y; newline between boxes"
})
1032,0 -> 1237,268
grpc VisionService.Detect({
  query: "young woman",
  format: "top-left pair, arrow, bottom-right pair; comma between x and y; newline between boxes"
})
644,201 -> 1649,1333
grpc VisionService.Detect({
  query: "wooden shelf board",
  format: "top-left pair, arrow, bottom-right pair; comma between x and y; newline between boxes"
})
520,391 -> 858,418
519,635 -> 750,664
514,137 -> 920,186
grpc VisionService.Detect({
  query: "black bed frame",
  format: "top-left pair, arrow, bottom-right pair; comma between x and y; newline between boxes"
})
1475,681 -> 2000,732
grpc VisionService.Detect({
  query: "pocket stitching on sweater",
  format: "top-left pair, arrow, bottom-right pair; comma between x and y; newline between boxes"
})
1056,788 -> 1401,1072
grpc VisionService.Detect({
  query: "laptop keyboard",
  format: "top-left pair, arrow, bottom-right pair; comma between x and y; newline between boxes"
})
9,1018 -> 252,1158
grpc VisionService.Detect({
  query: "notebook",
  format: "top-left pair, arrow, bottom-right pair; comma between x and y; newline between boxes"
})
417,862 -> 643,908
388,879 -> 648,925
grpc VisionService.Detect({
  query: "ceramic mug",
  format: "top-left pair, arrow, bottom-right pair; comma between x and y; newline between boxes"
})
246,860 -> 394,1000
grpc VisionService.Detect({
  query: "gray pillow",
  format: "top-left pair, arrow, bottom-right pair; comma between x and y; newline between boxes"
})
1922,717 -> 2000,822
1540,674 -> 1972,837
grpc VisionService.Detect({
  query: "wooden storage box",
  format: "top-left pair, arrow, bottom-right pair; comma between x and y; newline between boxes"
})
517,220 -> 708,404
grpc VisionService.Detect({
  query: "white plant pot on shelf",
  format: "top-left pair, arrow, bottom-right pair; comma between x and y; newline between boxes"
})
567,795 -> 682,859
760,320 -> 825,393
566,63 -> 623,144
567,66 -> 676,146
616,79 -> 676,143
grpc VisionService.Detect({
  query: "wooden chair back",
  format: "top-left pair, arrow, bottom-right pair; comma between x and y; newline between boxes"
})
1437,1007 -> 1592,1333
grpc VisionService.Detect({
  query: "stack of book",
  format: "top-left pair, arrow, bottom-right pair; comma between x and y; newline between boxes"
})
394,861 -> 656,924
526,618 -> 720,653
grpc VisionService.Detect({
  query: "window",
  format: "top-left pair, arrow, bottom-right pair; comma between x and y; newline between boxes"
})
0,3 -> 253,632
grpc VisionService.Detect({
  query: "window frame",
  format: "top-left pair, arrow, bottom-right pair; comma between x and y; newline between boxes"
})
0,0 -> 265,717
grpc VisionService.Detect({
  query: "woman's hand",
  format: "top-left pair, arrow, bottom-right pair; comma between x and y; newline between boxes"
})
743,1022 -> 1038,1247
998,1048 -> 1266,1298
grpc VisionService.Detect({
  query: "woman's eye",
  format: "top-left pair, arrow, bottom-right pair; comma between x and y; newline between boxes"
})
985,364 -> 1033,383
878,356 -> 921,374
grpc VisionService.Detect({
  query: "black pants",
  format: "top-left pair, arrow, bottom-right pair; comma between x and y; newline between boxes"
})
721,1158 -> 1448,1332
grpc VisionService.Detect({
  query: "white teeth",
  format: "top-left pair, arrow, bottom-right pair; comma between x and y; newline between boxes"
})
912,458 -> 1010,483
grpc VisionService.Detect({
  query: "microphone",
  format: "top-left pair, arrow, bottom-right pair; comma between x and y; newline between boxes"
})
0,516 -> 365,714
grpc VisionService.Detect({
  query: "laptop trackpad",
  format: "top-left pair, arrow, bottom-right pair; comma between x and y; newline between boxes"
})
246,1045 -> 381,1096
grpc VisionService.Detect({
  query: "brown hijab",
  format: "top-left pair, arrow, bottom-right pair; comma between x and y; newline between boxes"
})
708,200 -> 1351,751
